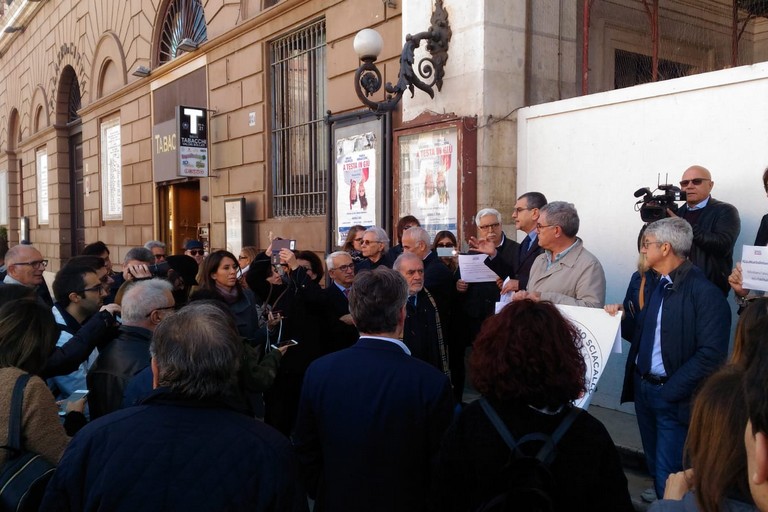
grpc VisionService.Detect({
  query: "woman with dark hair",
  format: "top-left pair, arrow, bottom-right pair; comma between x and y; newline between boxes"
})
730,298 -> 768,368
191,250 -> 259,342
294,250 -> 324,284
432,230 -> 458,273
342,225 -> 366,262
433,300 -> 632,511
0,299 -> 85,468
649,368 -> 757,512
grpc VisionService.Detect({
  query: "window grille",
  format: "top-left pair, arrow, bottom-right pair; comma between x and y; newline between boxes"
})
158,0 -> 208,64
270,19 -> 327,217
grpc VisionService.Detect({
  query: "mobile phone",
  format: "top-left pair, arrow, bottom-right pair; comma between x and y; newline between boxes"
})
436,247 -> 457,257
270,339 -> 299,351
58,390 -> 89,416
271,239 -> 297,264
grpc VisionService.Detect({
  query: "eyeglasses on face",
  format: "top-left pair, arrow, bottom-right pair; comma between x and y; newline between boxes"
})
536,224 -> 556,231
145,305 -> 176,318
513,207 -> 531,214
79,284 -> 107,294
436,243 -> 455,248
679,178 -> 710,187
360,239 -> 382,246
154,254 -> 166,260
478,222 -> 500,231
187,250 -> 204,256
641,240 -> 665,249
238,255 -> 249,260
12,259 -> 48,269
333,263 -> 354,272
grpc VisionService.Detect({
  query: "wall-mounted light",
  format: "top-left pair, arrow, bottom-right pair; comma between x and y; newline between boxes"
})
353,0 -> 451,113
177,38 -> 199,53
132,65 -> 151,78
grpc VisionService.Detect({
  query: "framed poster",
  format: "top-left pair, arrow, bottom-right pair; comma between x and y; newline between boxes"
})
224,198 -> 245,256
394,113 -> 477,245
327,111 -> 388,250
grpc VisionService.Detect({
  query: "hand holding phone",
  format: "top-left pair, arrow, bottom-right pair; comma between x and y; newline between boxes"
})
59,390 -> 88,416
270,339 -> 299,351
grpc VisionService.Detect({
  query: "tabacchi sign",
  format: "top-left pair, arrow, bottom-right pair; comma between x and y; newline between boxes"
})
177,106 -> 208,177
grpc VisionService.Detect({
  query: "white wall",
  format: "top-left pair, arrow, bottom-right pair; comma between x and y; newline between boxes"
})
518,62 -> 768,411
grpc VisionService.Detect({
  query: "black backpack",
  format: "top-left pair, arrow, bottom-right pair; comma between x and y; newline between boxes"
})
0,373 -> 56,512
474,398 -> 581,512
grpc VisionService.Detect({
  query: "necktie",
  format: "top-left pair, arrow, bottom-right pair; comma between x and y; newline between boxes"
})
519,236 -> 531,258
342,288 -> 349,299
636,277 -> 670,376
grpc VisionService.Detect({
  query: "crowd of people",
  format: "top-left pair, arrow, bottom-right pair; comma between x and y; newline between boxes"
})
0,163 -> 766,510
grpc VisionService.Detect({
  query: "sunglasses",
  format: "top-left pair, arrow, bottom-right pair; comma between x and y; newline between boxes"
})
154,254 -> 166,260
187,250 -> 204,256
679,178 -> 710,187
436,243 -> 455,248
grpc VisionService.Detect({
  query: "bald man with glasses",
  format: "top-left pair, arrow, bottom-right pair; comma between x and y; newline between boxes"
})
2,244 -> 54,307
671,165 -> 740,296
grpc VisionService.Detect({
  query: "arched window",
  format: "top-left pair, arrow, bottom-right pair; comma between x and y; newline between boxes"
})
157,0 -> 208,65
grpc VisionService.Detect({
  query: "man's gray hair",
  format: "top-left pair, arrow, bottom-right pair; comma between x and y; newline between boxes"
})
403,226 -> 431,247
326,251 -> 351,270
540,201 -> 580,237
393,251 -> 423,272
644,217 -> 693,258
364,227 -> 390,246
144,240 -> 166,251
150,302 -> 243,399
475,208 -> 502,226
4,245 -> 37,266
121,278 -> 174,324
349,268 -> 408,334
124,247 -> 154,265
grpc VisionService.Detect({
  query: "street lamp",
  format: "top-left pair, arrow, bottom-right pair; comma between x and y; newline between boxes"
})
352,0 -> 451,113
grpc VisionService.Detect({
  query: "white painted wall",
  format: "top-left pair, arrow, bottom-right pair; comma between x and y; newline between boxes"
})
518,63 -> 768,412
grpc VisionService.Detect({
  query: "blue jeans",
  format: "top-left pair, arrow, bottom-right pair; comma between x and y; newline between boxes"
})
633,373 -> 688,498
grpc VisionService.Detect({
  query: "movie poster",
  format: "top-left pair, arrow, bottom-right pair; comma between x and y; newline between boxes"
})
398,128 -> 458,239
335,132 -> 377,246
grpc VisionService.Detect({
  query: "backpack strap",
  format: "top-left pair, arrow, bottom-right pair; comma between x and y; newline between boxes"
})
479,398 -> 582,466
478,397 -> 522,456
3,373 -> 31,454
535,406 -> 581,466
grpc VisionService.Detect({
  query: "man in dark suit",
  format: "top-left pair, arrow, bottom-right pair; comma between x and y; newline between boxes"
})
394,252 -> 450,376
609,217 -> 730,499
401,225 -> 454,318
293,267 -> 453,512
319,251 -> 359,351
473,192 -> 547,294
672,165 -> 740,296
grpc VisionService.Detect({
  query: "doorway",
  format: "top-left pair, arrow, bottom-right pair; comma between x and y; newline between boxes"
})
158,180 -> 200,255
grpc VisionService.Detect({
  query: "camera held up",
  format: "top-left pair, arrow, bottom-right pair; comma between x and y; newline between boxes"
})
634,179 -> 687,223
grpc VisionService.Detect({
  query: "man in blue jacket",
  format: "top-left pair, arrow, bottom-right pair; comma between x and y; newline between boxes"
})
611,217 -> 730,501
292,267 -> 453,512
40,302 -> 307,512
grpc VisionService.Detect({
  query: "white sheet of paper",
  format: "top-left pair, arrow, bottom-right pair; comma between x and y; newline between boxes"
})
741,245 -> 768,293
458,254 -> 500,283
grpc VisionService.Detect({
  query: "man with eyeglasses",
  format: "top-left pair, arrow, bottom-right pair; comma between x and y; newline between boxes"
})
672,165 -> 740,296
50,264 -> 118,400
2,244 -> 54,307
355,226 -> 393,272
394,252 -> 450,377
473,192 -> 548,293
184,239 -> 206,267
319,251 -> 359,351
88,279 -> 175,419
144,240 -> 167,262
605,217 -> 730,500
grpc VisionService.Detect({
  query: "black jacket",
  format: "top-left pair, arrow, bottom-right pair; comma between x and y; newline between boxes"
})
87,325 -> 153,419
755,213 -> 768,247
678,197 -> 740,295
484,235 -> 543,291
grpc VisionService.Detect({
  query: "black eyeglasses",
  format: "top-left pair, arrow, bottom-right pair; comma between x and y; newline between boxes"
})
536,224 -> 556,231
12,260 -> 48,269
679,178 -> 710,187
360,240 -> 382,246
436,243 -> 455,248
187,250 -> 204,256
513,207 -> 531,214
334,263 -> 354,272
238,255 -> 249,260
79,284 -> 106,294
145,305 -> 176,318
154,254 -> 166,260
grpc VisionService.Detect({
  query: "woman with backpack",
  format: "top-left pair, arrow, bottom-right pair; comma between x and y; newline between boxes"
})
431,299 -> 633,512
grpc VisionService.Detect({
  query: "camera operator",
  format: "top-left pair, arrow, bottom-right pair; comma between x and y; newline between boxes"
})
670,165 -> 740,296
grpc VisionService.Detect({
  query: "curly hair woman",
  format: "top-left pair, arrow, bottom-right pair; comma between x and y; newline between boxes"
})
432,299 -> 633,512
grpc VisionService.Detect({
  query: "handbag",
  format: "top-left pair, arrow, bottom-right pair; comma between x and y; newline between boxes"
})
0,373 -> 56,512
